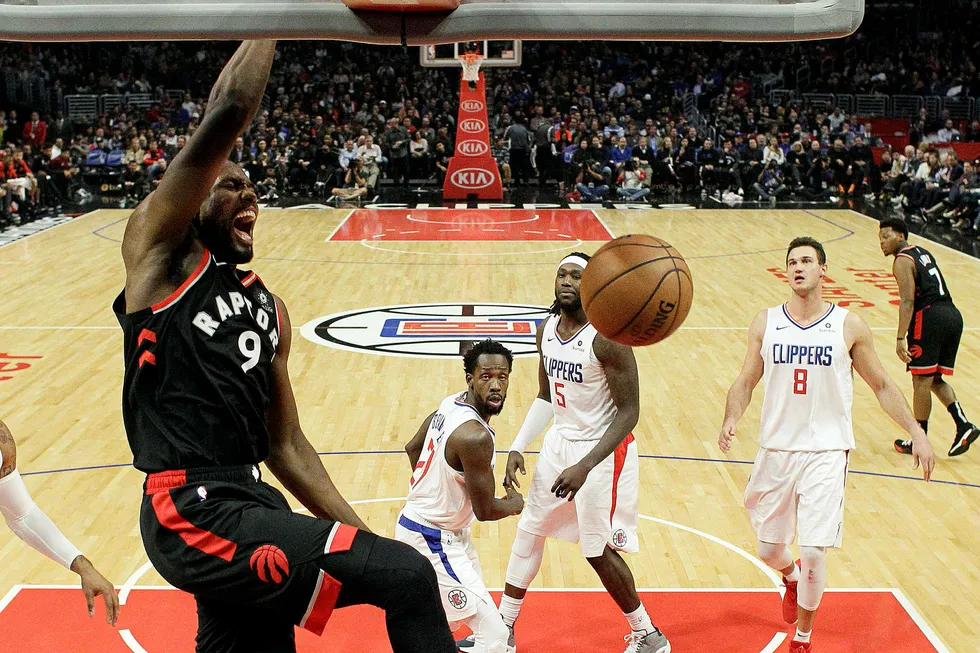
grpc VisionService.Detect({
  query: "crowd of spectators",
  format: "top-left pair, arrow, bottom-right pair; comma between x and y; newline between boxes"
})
1,2 -> 979,234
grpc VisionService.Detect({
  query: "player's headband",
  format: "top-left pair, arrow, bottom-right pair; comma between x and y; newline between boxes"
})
558,255 -> 589,271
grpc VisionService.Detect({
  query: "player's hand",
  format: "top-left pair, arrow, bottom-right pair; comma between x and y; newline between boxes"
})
718,420 -> 737,453
911,432 -> 935,482
503,484 -> 525,515
896,340 -> 912,364
504,451 -> 526,489
552,463 -> 589,501
72,556 -> 120,626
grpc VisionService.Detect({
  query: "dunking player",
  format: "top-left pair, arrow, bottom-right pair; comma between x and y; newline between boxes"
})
112,41 -> 456,653
878,217 -> 979,456
719,237 -> 935,653
0,419 -> 119,624
489,253 -> 671,653
396,339 -> 524,653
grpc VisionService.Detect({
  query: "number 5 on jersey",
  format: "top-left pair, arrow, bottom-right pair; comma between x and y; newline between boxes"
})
554,381 -> 566,408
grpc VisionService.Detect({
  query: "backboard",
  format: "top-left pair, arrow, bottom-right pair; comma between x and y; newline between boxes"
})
420,40 -> 522,68
0,0 -> 865,43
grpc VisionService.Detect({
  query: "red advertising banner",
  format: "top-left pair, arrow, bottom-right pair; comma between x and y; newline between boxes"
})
444,73 -> 503,200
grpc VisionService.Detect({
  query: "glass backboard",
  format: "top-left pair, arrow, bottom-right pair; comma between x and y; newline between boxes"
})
420,40 -> 522,68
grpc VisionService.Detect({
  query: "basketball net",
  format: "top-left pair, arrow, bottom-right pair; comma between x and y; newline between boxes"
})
459,52 -> 483,82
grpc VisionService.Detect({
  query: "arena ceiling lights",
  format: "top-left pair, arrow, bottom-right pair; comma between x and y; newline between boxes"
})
0,0 -> 864,43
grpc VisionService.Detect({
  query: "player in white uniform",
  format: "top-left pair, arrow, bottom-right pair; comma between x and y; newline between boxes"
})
493,253 -> 670,653
719,237 -> 935,653
0,419 -> 119,624
396,339 -> 524,653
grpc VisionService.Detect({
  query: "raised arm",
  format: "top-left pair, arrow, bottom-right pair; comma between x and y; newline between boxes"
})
122,42 -> 276,272
264,297 -> 370,531
450,423 -> 523,522
552,334 -> 639,502
719,309 -> 767,452
846,312 -> 934,480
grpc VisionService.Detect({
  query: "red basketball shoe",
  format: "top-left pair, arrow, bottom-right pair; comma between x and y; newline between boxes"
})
782,560 -> 801,624
788,640 -> 811,652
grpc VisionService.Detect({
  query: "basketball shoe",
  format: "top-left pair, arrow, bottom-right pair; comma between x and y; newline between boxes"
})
788,641 -> 811,652
893,438 -> 913,455
455,625 -> 515,653
782,560 -> 801,624
949,422 -> 980,456
622,627 -> 671,653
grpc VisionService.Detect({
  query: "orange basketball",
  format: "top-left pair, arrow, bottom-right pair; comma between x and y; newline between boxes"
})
580,235 -> 694,347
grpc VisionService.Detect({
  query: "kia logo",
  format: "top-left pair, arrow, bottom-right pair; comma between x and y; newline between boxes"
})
460,100 -> 484,112
460,118 -> 486,133
458,140 -> 489,156
451,168 -> 495,189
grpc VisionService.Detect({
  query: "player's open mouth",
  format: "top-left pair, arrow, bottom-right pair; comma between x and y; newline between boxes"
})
233,207 -> 257,246
487,395 -> 503,407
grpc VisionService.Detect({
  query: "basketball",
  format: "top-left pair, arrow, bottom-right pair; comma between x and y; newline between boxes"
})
580,235 -> 694,347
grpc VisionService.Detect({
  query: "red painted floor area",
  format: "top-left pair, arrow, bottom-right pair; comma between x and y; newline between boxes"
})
0,588 -> 940,652
329,209 -> 612,241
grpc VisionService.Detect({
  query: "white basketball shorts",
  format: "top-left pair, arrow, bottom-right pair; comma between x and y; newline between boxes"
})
394,510 -> 495,625
516,427 -> 639,558
744,448 -> 850,548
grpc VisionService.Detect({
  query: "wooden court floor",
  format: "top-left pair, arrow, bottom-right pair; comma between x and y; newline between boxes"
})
0,207 -> 976,651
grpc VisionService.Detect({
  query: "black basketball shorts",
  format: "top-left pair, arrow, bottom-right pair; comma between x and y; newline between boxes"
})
907,302 -> 963,376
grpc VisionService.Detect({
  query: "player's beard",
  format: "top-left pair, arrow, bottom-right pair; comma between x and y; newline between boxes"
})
481,394 -> 505,416
196,214 -> 254,264
556,293 -> 583,313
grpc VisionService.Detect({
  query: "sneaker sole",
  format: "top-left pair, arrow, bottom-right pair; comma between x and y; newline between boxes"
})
949,427 -> 980,457
893,442 -> 912,455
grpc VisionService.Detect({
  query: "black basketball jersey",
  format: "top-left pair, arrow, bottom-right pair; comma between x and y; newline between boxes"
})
896,245 -> 953,311
113,248 -> 282,473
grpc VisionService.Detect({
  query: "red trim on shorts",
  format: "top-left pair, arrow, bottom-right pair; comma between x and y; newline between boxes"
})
939,366 -> 954,376
149,491 -> 237,562
609,433 -> 635,523
145,470 -> 187,494
912,308 -> 924,340
327,524 -> 357,554
301,570 -> 342,635
151,248 -> 210,313
910,365 -> 939,375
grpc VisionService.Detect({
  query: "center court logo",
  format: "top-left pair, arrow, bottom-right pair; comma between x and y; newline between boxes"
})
300,303 -> 550,359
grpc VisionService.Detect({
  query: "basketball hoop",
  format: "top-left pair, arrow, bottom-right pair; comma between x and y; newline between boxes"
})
459,52 -> 484,83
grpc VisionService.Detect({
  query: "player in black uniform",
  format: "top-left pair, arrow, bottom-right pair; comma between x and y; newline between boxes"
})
112,41 -> 456,653
879,218 -> 979,457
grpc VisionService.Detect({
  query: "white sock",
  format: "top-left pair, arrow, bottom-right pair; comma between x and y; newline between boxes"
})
498,594 -> 523,628
795,629 -> 811,643
625,603 -> 654,635
785,566 -> 800,583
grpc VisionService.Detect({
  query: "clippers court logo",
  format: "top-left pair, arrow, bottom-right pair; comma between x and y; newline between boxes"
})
460,118 -> 486,133
451,168 -> 495,189
249,545 -> 290,584
460,100 -> 484,112
458,139 -> 489,156
300,303 -> 550,359
447,589 -> 468,611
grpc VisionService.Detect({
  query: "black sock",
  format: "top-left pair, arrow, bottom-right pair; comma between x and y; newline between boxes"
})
917,419 -> 929,435
948,402 -> 969,429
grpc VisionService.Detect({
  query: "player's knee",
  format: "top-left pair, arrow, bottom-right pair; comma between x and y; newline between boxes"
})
505,528 -> 545,589
756,541 -> 791,568
799,545 -> 826,573
373,538 -> 441,606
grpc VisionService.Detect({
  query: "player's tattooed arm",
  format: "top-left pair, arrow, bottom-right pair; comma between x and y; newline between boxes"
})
406,412 -> 436,469
0,420 -> 16,479
265,297 -> 370,531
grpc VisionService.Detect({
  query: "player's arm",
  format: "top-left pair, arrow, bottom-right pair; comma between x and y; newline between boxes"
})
451,423 -> 523,521
405,412 -> 435,470
264,298 -> 370,531
846,313 -> 934,480
0,421 -> 119,625
504,320 -> 553,489
891,254 -> 916,364
552,335 -> 638,501
121,42 -> 276,305
719,309 -> 767,452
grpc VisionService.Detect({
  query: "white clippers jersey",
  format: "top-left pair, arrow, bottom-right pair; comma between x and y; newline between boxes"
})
403,392 -> 495,531
759,304 -> 855,452
540,315 -> 617,442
